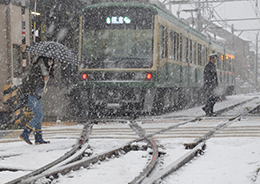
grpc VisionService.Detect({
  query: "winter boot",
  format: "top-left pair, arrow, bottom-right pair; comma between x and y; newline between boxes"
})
34,130 -> 50,145
202,106 -> 210,115
20,125 -> 33,145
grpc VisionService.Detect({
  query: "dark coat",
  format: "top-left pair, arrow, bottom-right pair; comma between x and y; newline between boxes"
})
203,61 -> 218,92
22,58 -> 49,98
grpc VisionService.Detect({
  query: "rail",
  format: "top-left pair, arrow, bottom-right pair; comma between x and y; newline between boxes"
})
140,97 -> 260,184
5,122 -> 92,184
4,97 -> 259,183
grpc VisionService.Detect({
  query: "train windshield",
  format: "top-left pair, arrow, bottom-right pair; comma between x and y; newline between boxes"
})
81,6 -> 154,69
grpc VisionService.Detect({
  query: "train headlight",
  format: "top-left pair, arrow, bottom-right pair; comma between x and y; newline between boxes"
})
82,73 -> 87,80
146,73 -> 152,80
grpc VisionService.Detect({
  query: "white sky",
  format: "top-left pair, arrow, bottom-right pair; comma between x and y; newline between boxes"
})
164,0 -> 260,51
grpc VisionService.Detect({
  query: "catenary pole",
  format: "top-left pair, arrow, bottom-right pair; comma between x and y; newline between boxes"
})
33,0 -> 37,43
256,32 -> 259,90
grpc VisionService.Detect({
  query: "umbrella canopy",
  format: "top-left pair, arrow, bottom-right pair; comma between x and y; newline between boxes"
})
24,41 -> 80,66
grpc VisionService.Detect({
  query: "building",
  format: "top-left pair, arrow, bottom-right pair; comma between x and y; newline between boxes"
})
0,0 -> 30,112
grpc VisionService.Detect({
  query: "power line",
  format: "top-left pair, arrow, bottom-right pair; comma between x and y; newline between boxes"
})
211,17 -> 260,21
165,0 -> 250,5
249,0 -> 260,25
211,8 -> 232,28
234,28 -> 260,31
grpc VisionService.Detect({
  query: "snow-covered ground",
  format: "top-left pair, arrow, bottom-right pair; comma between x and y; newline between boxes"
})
164,137 -> 260,184
1,94 -> 260,184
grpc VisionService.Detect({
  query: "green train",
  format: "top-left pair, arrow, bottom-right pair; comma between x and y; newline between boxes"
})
69,0 -> 235,117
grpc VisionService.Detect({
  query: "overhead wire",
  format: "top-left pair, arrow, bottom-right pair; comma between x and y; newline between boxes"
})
249,0 -> 260,25
165,0 -> 258,32
212,8 -> 232,29
212,2 -> 224,8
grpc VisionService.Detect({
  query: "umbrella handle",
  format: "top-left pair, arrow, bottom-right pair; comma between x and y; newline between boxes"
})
43,81 -> 48,93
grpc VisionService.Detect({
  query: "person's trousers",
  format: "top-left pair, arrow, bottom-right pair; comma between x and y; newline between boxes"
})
204,93 -> 218,113
27,95 -> 43,130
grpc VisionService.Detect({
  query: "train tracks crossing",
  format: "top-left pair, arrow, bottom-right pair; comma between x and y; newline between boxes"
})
1,96 -> 260,183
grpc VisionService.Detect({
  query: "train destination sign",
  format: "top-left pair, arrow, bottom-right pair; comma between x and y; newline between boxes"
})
106,16 -> 131,24
84,7 -> 154,30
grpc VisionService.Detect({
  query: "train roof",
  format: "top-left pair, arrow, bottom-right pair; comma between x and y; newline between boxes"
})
82,0 -> 234,55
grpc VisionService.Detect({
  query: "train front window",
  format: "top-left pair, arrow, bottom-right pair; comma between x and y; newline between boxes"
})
82,7 -> 154,69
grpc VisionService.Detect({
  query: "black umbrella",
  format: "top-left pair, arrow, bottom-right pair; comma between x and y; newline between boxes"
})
24,41 -> 80,66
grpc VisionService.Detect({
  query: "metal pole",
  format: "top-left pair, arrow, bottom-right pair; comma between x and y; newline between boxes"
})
197,0 -> 202,32
256,32 -> 259,91
231,24 -> 234,50
6,2 -> 11,83
79,16 -> 82,62
33,0 -> 37,43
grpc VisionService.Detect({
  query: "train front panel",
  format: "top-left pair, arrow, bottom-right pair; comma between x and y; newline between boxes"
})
76,4 -> 159,116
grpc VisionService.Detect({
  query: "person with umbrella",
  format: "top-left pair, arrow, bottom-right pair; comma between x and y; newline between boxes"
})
19,41 -> 78,145
20,55 -> 54,145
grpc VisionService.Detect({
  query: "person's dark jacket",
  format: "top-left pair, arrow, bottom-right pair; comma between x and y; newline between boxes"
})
22,57 -> 49,99
203,61 -> 218,92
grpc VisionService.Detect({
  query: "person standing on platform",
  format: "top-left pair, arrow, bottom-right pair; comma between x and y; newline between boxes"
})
202,53 -> 219,116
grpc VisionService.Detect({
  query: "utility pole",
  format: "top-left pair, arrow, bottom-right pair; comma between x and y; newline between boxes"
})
197,0 -> 203,32
33,0 -> 37,43
231,24 -> 234,50
256,32 -> 259,90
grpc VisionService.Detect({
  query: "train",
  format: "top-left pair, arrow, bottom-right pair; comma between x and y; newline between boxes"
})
67,0 -> 235,118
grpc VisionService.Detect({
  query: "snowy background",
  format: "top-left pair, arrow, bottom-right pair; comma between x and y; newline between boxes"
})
167,0 -> 260,49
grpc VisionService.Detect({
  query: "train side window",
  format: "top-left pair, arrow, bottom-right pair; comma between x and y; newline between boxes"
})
192,41 -> 196,64
165,28 -> 168,58
159,25 -> 165,60
13,44 -> 22,78
205,47 -> 208,64
189,40 -> 192,63
198,44 -> 202,66
183,36 -> 188,63
173,32 -> 176,60
159,25 -> 167,59
202,45 -> 206,66
174,32 -> 179,61
180,35 -> 183,62
176,33 -> 180,61
169,30 -> 174,60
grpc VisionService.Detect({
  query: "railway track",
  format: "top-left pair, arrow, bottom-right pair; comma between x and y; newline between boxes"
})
2,96 -> 260,183
141,98 -> 260,184
3,119 -> 158,184
4,123 -> 92,184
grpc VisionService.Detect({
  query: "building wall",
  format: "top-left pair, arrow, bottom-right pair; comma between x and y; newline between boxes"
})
0,3 -> 30,112
10,4 -> 30,84
0,4 -> 9,112
0,1 -> 70,119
